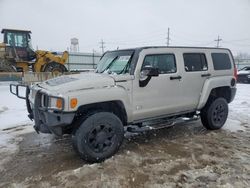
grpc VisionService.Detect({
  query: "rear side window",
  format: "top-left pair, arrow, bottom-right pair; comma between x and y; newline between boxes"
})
211,53 -> 231,70
183,53 -> 208,72
142,54 -> 177,74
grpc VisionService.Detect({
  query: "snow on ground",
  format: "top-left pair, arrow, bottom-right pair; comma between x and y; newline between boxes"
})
0,131 -> 22,172
0,82 -> 33,172
0,82 -> 31,130
225,84 -> 250,132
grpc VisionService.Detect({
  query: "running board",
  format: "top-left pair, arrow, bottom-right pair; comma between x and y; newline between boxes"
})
125,116 -> 199,133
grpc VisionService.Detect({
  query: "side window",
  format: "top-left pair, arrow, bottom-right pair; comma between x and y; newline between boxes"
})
142,54 -> 177,74
211,53 -> 231,70
183,53 -> 208,72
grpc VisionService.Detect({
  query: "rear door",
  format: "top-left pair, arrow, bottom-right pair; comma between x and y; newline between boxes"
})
178,51 -> 210,110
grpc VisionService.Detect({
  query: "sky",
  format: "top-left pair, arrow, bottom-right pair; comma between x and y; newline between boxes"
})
0,0 -> 250,55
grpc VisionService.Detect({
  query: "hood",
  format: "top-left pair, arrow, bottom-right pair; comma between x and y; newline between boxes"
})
37,72 -> 115,94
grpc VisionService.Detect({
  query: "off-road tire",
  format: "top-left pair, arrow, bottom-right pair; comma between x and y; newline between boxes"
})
201,97 -> 228,130
75,112 -> 124,162
43,62 -> 67,74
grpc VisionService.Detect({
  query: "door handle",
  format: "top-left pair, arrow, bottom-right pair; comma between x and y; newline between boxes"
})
170,75 -> 182,80
201,73 -> 211,77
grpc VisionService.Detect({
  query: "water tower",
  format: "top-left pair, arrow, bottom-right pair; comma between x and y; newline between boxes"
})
70,38 -> 79,52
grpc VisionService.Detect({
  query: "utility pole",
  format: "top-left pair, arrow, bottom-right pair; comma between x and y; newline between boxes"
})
215,35 -> 222,48
166,28 -> 170,46
99,39 -> 105,54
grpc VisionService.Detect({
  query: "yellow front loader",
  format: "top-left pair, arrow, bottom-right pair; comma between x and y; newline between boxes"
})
0,29 -> 68,73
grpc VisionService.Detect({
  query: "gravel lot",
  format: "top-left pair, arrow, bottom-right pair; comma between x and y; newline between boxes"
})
0,84 -> 249,187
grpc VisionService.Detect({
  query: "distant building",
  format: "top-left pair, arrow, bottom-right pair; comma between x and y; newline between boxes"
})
58,52 -> 102,71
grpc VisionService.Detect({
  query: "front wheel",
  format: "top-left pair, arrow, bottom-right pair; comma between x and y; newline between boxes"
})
74,112 -> 124,162
201,98 -> 229,130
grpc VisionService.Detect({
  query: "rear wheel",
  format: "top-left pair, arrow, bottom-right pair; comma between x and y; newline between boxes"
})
74,112 -> 124,162
201,97 -> 228,130
43,62 -> 67,74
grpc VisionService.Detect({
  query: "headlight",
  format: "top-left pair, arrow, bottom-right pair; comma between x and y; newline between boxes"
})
49,96 -> 64,110
41,94 -> 64,110
247,75 -> 250,79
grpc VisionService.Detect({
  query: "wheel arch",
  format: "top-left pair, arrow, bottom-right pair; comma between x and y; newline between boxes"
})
72,100 -> 128,128
197,76 -> 235,110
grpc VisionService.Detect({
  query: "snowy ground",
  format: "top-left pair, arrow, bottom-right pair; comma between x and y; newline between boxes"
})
0,82 -> 249,187
0,82 -> 30,130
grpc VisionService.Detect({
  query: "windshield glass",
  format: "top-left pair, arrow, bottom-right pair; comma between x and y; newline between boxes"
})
7,32 -> 28,47
96,50 -> 134,74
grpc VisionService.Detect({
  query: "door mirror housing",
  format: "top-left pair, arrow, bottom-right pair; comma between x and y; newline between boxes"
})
139,66 -> 159,87
140,66 -> 159,77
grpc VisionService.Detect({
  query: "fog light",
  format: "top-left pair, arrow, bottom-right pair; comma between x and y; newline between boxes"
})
70,98 -> 78,108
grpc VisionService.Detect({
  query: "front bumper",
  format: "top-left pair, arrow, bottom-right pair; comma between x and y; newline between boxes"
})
33,109 -> 75,135
10,83 -> 75,136
33,90 -> 75,135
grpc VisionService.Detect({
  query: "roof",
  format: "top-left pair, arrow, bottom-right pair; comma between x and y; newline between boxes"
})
108,46 -> 231,52
1,29 -> 31,34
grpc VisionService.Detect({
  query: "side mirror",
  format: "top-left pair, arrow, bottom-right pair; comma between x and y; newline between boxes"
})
139,66 -> 159,87
140,66 -> 159,77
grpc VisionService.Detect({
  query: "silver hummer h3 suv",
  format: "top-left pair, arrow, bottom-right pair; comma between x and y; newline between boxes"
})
10,46 -> 237,162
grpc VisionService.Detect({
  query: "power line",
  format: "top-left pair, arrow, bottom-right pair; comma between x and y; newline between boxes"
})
99,39 -> 105,54
215,35 -> 222,48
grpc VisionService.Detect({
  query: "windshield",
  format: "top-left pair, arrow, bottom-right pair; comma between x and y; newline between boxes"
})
6,32 -> 28,47
96,50 -> 134,74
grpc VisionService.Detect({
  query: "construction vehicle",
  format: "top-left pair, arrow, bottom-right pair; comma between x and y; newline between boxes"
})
0,29 -> 68,73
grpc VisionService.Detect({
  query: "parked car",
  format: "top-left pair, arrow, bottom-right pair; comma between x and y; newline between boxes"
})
237,66 -> 250,83
10,46 -> 237,162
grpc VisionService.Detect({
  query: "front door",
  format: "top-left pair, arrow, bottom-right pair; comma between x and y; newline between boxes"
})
132,50 -> 184,121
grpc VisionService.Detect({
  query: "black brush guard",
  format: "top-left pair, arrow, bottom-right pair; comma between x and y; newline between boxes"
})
10,83 -> 33,120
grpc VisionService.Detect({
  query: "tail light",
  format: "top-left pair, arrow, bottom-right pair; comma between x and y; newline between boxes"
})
233,64 -> 238,81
